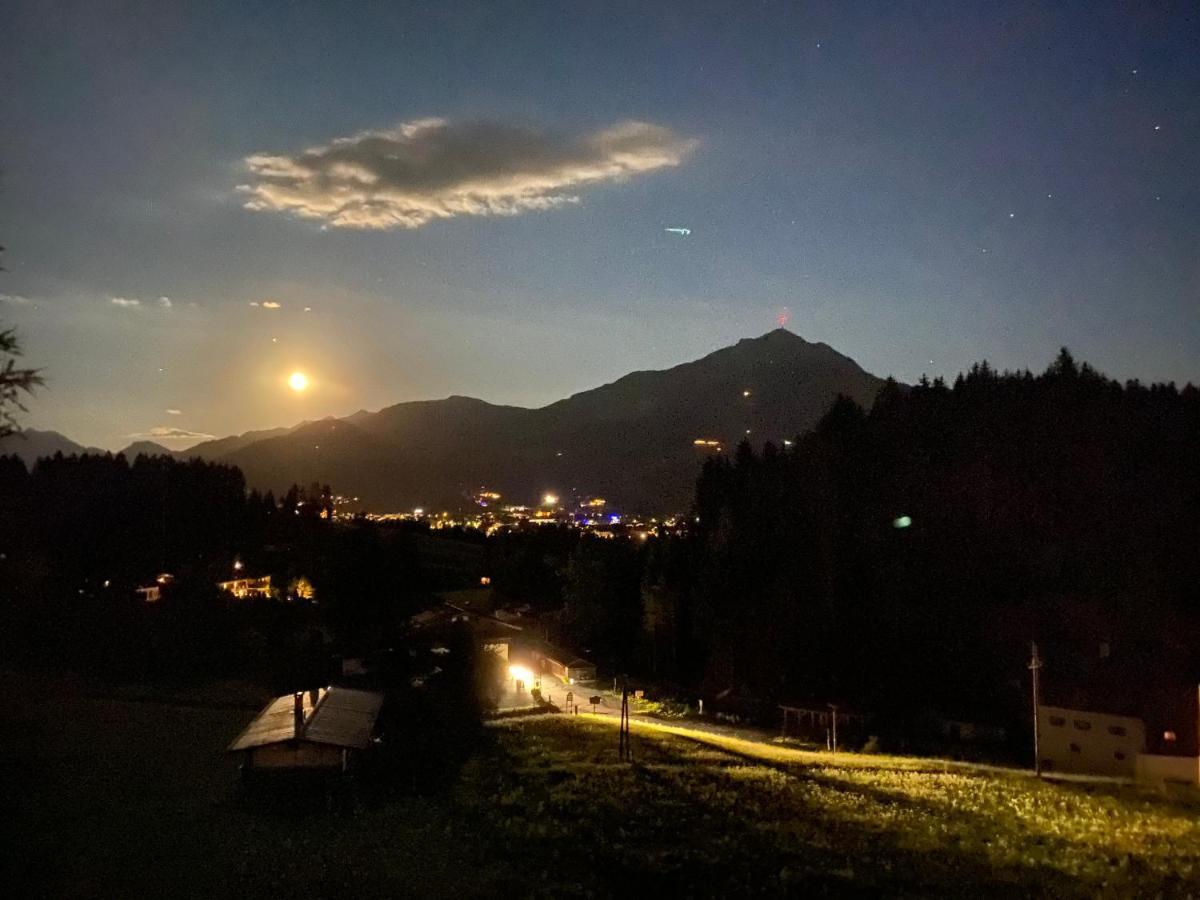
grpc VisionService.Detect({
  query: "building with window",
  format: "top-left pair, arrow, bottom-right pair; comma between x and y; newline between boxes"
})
216,574 -> 273,599
227,686 -> 384,775
1037,704 -> 1145,777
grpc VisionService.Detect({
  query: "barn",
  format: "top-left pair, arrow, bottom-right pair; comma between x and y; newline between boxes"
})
227,686 -> 384,774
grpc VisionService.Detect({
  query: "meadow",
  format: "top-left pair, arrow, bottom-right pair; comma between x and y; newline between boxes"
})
6,676 -> 1200,897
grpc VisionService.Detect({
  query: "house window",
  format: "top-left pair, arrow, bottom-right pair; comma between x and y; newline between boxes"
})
1073,720 -> 1092,731
1108,725 -> 1127,737
1114,751 -> 1126,761
1069,743 -> 1081,753
1049,716 -> 1066,727
1164,730 -> 1177,743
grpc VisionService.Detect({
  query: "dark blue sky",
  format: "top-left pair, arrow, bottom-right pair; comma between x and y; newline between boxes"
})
2,1 -> 1197,449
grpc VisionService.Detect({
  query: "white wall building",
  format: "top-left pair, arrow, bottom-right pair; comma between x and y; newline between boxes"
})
1037,704 -> 1145,778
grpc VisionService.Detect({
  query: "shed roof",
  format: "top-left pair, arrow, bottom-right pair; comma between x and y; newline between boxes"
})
227,687 -> 384,753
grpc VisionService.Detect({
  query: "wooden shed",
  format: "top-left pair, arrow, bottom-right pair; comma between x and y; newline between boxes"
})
228,686 -> 384,774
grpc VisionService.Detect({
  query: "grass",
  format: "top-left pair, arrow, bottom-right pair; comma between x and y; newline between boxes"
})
6,674 -> 1200,897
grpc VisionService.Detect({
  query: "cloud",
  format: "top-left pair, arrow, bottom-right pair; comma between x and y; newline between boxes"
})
239,117 -> 697,230
158,296 -> 172,308
261,300 -> 282,309
165,408 -> 182,415
0,293 -> 31,305
130,426 -> 215,441
110,297 -> 141,308
249,301 -> 260,307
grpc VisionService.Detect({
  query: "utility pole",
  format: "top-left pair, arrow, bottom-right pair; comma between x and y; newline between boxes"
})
1029,641 -> 1043,777
828,703 -> 839,754
618,686 -> 631,762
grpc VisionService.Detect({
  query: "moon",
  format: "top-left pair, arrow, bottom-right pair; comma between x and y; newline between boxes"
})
288,371 -> 309,392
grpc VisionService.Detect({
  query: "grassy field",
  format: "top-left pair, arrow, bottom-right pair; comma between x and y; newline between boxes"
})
6,677 -> 1200,897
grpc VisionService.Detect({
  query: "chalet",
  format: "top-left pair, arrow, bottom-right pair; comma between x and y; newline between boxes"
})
227,686 -> 383,775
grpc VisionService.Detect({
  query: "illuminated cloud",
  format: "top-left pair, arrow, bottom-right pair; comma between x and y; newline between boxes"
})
0,293 -> 31,305
165,408 -> 183,415
261,300 -> 282,309
249,301 -> 260,307
110,297 -> 141,308
240,117 -> 697,230
130,426 -> 215,441
158,296 -> 172,308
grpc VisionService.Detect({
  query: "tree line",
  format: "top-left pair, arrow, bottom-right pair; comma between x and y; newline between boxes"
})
486,350 -> 1200,749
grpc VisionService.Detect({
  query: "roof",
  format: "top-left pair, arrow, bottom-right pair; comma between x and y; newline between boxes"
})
227,687 -> 384,753
410,601 -> 523,639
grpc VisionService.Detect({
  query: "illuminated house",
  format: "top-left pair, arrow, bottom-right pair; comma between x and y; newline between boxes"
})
136,573 -> 174,603
217,574 -> 273,599
136,585 -> 162,603
227,686 -> 384,774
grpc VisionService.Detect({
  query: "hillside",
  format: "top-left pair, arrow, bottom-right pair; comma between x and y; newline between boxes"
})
0,429 -> 103,466
2,330 -> 888,509
219,329 -> 886,510
11,679 -> 1200,898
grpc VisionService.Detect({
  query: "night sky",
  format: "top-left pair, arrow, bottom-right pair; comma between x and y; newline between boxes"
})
2,1 -> 1197,450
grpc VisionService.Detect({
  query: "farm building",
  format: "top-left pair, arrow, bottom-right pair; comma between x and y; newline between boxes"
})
1135,684 -> 1200,785
227,686 -> 384,774
1037,703 -> 1145,777
411,598 -> 523,661
525,642 -> 596,684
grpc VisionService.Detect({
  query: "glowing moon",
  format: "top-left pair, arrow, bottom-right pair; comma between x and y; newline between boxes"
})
288,371 -> 309,392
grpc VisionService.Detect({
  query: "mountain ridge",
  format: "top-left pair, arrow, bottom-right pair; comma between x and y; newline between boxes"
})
4,330 -> 891,510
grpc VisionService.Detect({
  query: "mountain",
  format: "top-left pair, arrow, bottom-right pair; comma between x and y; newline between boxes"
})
180,425 -> 297,459
218,329 -> 889,511
0,429 -> 104,466
118,441 -> 177,459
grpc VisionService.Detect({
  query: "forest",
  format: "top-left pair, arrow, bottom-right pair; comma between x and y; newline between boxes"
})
2,350 -> 1198,754
636,350 -> 1200,743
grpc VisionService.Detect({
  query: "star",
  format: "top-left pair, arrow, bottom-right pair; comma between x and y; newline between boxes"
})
1008,212 -> 1015,218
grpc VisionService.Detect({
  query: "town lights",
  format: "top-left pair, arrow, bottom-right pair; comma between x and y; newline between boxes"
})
542,493 -> 559,506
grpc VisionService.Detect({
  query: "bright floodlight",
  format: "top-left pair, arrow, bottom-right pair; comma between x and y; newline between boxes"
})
508,664 -> 534,682
542,493 -> 559,506
288,371 -> 309,392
